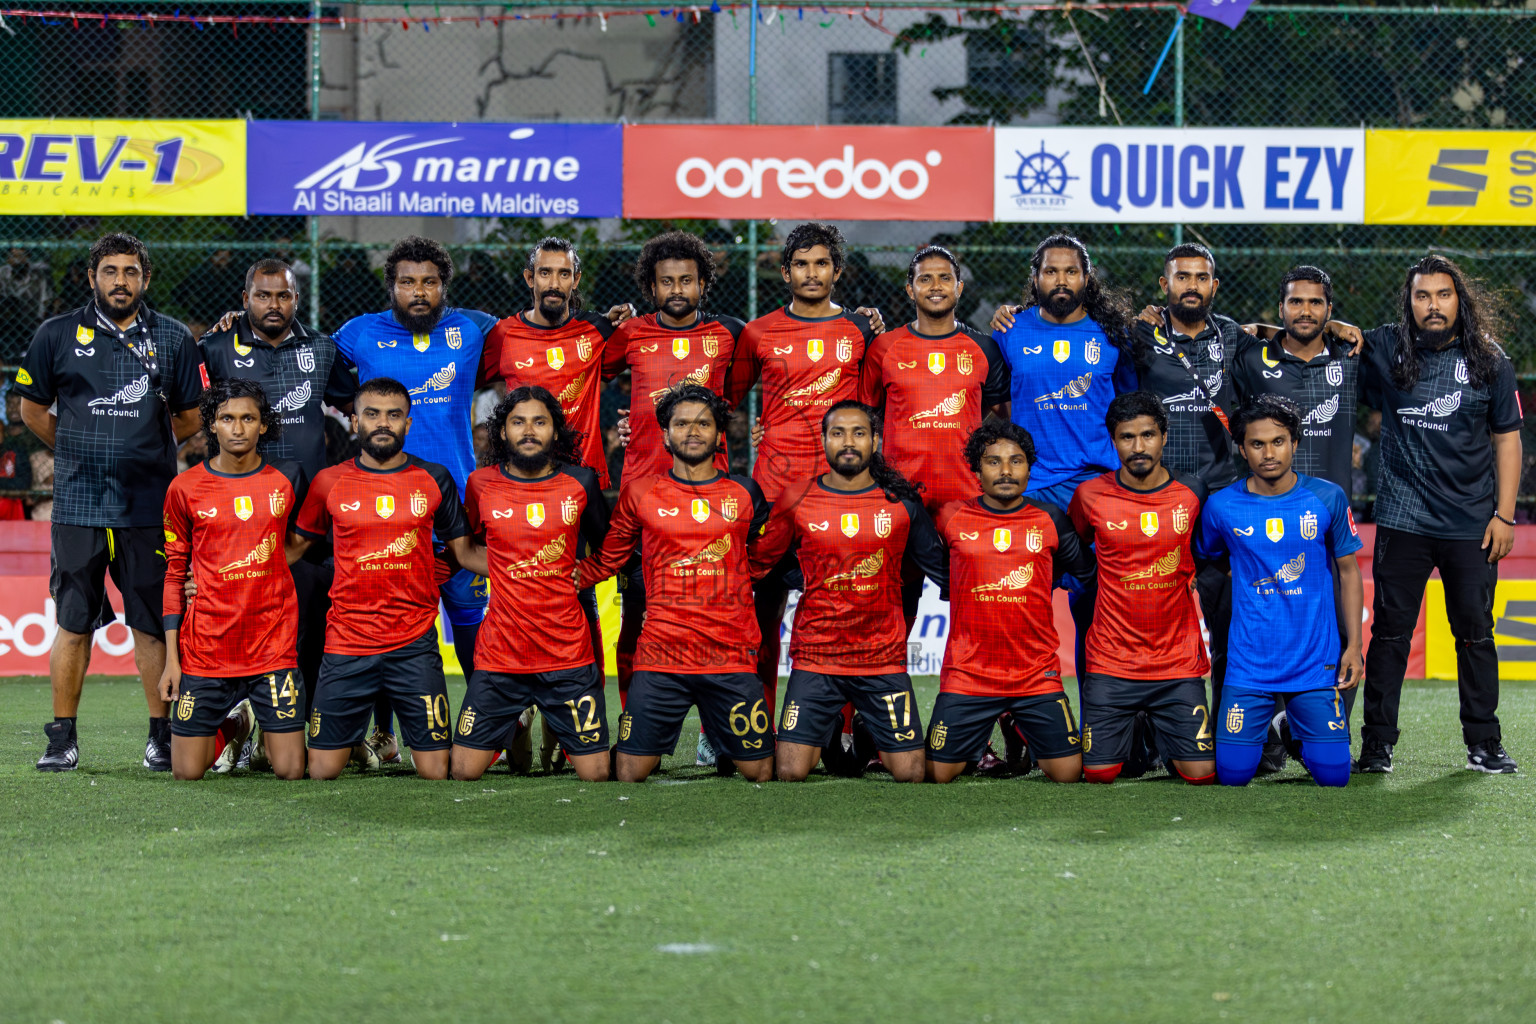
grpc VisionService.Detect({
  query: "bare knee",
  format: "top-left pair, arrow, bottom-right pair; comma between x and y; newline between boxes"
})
926,760 -> 964,783
1039,755 -> 1082,783
776,763 -> 810,782
573,760 -> 610,783
734,758 -> 773,783
883,752 -> 925,783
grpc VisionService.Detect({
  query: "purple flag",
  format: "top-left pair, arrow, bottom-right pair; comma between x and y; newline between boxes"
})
1187,0 -> 1255,30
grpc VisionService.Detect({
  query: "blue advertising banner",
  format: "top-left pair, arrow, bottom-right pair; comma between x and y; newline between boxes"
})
247,121 -> 622,217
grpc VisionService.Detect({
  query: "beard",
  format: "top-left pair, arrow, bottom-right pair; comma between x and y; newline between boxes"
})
1124,454 -> 1157,480
393,298 -> 443,334
831,449 -> 872,479
1415,323 -> 1457,348
659,294 -> 699,319
669,439 -> 717,467
1040,286 -> 1084,319
360,429 -> 405,462
1284,318 -> 1326,344
508,438 -> 554,474
538,289 -> 572,321
251,309 -> 294,339
95,284 -> 142,319
1172,292 -> 1211,323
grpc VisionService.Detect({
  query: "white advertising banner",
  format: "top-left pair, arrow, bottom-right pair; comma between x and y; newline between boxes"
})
994,127 -> 1366,224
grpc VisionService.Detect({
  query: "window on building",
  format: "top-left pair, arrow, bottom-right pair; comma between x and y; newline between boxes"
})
828,52 -> 897,124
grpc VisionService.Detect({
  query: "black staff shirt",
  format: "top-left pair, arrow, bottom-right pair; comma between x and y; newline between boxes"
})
1132,313 -> 1243,490
1232,334 -> 1359,497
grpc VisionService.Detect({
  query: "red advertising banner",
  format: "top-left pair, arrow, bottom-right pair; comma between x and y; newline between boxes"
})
0,575 -> 139,675
623,124 -> 993,221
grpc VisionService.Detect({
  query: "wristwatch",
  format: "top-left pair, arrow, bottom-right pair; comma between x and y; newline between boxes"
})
1492,512 -> 1516,526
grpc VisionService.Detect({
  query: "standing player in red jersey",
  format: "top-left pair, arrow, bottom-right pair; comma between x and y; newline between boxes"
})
927,421 -> 1094,783
451,385 -> 612,782
1069,392 -> 1216,785
602,231 -> 746,698
575,383 -> 774,783
725,222 -> 884,705
159,379 -> 306,781
751,401 -> 949,784
291,378 -> 485,781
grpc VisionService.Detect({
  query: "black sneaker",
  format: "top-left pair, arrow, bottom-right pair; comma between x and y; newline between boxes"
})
144,719 -> 172,771
1354,738 -> 1393,774
36,721 -> 79,772
1467,741 -> 1518,774
1257,711 -> 1290,775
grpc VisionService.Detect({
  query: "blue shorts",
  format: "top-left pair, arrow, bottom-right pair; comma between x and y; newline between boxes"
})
439,567 -> 489,627
1216,686 -> 1350,747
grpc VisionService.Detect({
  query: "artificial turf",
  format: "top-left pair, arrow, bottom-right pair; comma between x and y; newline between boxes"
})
2,675 -> 1532,1024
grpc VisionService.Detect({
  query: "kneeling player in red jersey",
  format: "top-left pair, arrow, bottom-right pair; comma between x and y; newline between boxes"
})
1068,392 -> 1216,785
928,422 -> 1094,783
752,401 -> 949,784
291,378 -> 486,781
576,383 -> 774,783
451,385 -> 613,782
160,379 -> 307,781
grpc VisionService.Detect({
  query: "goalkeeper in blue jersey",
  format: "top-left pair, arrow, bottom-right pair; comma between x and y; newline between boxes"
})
1195,395 -> 1364,788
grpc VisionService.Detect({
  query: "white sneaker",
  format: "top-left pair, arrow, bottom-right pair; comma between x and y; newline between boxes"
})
695,732 -> 717,767
212,701 -> 255,774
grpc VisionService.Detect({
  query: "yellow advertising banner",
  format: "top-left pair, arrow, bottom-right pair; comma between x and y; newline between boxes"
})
0,119 -> 245,215
1424,579 -> 1536,681
1365,129 -> 1536,225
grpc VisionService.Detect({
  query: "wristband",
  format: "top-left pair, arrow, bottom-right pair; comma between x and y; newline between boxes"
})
1492,512 -> 1516,527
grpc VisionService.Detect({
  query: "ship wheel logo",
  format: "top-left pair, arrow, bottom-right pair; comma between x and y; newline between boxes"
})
1008,141 -> 1077,206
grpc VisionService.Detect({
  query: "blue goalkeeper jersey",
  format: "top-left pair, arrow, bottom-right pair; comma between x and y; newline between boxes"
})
1196,473 -> 1363,693
333,307 -> 497,496
994,306 -> 1136,489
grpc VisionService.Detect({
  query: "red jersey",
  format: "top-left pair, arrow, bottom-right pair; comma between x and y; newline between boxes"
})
576,471 -> 769,673
162,459 -> 302,676
726,307 -> 876,501
858,323 -> 1011,514
465,463 -> 610,674
936,497 -> 1095,697
604,310 -> 745,482
1068,470 -> 1209,680
481,310 -> 615,487
295,455 -> 468,656
752,477 -> 948,675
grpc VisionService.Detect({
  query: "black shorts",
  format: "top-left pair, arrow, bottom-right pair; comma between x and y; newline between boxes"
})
454,664 -> 608,753
618,670 -> 774,762
926,690 -> 1081,764
778,669 -> 925,753
171,668 -> 305,737
50,523 -> 165,636
1080,673 -> 1212,766
309,630 -> 451,751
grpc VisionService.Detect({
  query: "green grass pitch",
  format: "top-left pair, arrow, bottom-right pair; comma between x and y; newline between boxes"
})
2,675 -> 1533,1024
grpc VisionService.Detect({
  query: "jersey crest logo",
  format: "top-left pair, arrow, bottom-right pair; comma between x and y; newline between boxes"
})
526,503 -> 546,527
928,352 -> 946,375
446,327 -> 463,350
1172,504 -> 1190,534
841,513 -> 860,538
561,496 -> 579,525
1265,517 -> 1284,542
76,325 -> 95,345
1226,706 -> 1244,733
1208,340 -> 1224,363
234,340 -> 252,356
1232,526 -> 1253,536
1105,520 -> 1127,531
546,347 -> 566,370
974,564 -> 1033,592
1052,339 -> 1070,363
958,351 -> 974,376
929,722 -> 947,751
807,338 -> 825,362
807,520 -> 830,532
672,337 -> 690,360
837,338 -> 853,362
176,691 -> 196,721
713,497 -> 736,522
1086,338 -> 1101,364
234,496 -> 254,521
1327,361 -> 1343,387
691,498 -> 711,524
874,509 -> 892,538
1300,511 -> 1318,540
993,528 -> 1012,552
896,360 -> 918,370
377,340 -> 397,349
577,336 -> 593,362
410,489 -> 428,517
376,495 -> 396,519
639,343 -> 659,354
618,712 -> 632,741
1025,527 -> 1043,552
457,707 -> 475,736
412,334 -> 430,353
1261,346 -> 1279,368
658,507 -> 679,517
297,347 -> 315,373
1456,358 -> 1469,384
1140,511 -> 1160,537
782,701 -> 800,731
703,333 -> 719,358
772,345 -> 794,355
959,531 -> 979,541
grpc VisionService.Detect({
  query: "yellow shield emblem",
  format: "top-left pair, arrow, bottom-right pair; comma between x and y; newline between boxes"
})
840,513 -> 860,538
412,333 -> 430,353
1266,518 -> 1284,543
1052,339 -> 1070,363
691,499 -> 711,524
928,352 -> 946,375
375,495 -> 395,519
561,496 -> 580,525
233,341 -> 252,356
526,503 -> 546,527
410,489 -> 428,517
807,338 -> 825,362
958,351 -> 974,375
546,347 -> 565,370
672,337 -> 690,360
703,334 -> 719,358
76,325 -> 95,345
1025,527 -> 1044,553
233,496 -> 253,522
1140,512 -> 1160,537
837,338 -> 853,362
993,528 -> 1012,552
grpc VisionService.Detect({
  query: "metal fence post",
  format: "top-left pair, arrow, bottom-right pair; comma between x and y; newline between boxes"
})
746,0 -> 760,465
308,0 -> 323,330
1173,8 -> 1184,247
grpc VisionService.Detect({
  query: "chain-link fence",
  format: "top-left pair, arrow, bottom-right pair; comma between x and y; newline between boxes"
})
1,0 -> 1535,504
